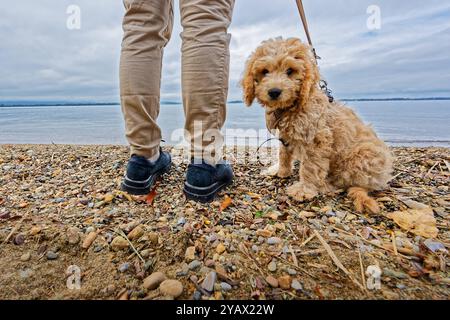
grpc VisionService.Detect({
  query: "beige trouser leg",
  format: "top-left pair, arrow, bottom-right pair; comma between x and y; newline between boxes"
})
180,0 -> 235,165
120,0 -> 174,159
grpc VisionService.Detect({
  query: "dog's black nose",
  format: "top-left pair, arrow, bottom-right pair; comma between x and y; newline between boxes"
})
268,88 -> 282,99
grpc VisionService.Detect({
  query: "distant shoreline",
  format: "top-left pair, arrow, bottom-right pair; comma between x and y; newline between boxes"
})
1,97 -> 450,107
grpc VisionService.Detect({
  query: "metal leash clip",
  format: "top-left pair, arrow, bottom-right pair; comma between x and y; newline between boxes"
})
319,79 -> 334,103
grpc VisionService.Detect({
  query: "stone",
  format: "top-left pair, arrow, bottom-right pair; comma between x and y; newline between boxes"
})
13,234 -> 25,245
193,290 -> 202,300
29,226 -> 41,235
185,246 -> 196,262
267,237 -> 281,245
127,225 -> 144,240
220,282 -> 232,292
268,261 -> 277,272
201,271 -> 217,292
205,259 -> 215,268
20,252 -> 31,261
148,232 -> 159,245
111,236 -> 129,251
287,268 -> 297,276
256,229 -> 273,237
143,272 -> 166,290
291,279 -> 303,291
278,275 -> 291,290
265,275 -> 278,288
66,227 -> 80,244
46,251 -> 58,260
251,245 -> 259,252
118,262 -> 130,273
82,231 -> 98,249
216,243 -> 226,254
188,260 -> 202,271
86,226 -> 96,234
160,280 -> 183,299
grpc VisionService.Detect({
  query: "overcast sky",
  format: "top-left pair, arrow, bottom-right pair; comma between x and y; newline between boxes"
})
1,0 -> 449,102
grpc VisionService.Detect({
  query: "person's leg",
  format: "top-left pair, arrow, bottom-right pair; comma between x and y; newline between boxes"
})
120,0 -> 174,160
120,0 -> 174,195
180,0 -> 235,202
180,0 -> 235,165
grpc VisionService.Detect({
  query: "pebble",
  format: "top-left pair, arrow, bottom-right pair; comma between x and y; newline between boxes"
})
66,227 -> 80,244
13,234 -> 25,245
19,268 -> 34,279
188,260 -> 202,271
291,279 -> 303,291
216,243 -> 226,254
143,272 -> 166,290
278,275 -> 291,290
201,271 -> 217,292
148,232 -> 159,245
111,236 -> 129,251
159,280 -> 183,299
177,217 -> 186,225
251,245 -> 259,252
220,282 -> 232,292
20,252 -> 31,261
396,283 -> 406,290
185,246 -> 196,261
46,251 -> 58,260
267,237 -> 281,245
205,259 -> 215,268
86,226 -> 96,234
82,231 -> 98,249
127,225 -> 144,240
287,268 -> 297,276
118,262 -> 130,273
268,261 -> 277,272
265,275 -> 278,288
193,290 -> 202,300
256,229 -> 273,237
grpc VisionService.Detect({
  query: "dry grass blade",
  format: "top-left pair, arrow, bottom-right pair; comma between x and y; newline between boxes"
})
113,228 -> 145,264
313,230 -> 365,291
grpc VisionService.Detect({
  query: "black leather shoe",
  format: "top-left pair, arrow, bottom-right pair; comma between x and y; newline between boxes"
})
121,149 -> 171,195
183,160 -> 234,203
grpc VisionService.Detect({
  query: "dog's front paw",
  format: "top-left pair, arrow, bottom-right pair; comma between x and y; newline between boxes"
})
261,164 -> 279,177
286,183 -> 318,202
261,164 -> 292,178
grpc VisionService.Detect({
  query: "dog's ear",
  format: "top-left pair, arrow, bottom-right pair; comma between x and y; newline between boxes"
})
241,53 -> 257,106
290,41 -> 320,110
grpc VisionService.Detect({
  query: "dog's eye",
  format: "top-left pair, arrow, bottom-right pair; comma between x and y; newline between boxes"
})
262,69 -> 269,76
286,68 -> 294,76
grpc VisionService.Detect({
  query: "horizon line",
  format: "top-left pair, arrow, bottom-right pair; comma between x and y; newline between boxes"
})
1,97 -> 450,107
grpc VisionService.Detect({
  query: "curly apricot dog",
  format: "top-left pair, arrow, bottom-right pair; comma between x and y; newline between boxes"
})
241,38 -> 393,214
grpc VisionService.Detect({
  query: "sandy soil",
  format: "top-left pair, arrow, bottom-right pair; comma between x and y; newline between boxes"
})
0,144 -> 448,300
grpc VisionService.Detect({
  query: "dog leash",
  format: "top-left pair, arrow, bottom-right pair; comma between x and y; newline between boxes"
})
295,0 -> 334,103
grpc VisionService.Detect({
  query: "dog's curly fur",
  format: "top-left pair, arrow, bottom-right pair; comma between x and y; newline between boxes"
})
241,38 -> 393,213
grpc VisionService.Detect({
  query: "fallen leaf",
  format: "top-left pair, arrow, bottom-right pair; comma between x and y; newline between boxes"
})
146,189 -> 157,205
103,193 -> 115,203
247,192 -> 262,199
219,196 -> 232,212
387,208 -> 438,238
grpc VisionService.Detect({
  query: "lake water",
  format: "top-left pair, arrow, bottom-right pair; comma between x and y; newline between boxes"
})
0,101 -> 449,147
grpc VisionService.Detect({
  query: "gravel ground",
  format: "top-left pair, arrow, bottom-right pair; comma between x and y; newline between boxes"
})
0,144 -> 449,300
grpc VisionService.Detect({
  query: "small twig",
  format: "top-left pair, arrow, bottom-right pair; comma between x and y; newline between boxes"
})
289,245 -> 298,267
3,214 -> 27,245
444,160 -> 450,172
391,232 -> 398,256
313,230 -> 365,291
113,228 -> 145,264
298,233 -> 316,248
424,160 -> 440,178
358,248 -> 367,291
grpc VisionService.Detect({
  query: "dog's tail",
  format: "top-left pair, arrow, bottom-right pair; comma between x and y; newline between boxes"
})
347,187 -> 380,214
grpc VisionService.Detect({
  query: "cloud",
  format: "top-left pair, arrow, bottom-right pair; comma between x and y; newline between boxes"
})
0,0 -> 449,101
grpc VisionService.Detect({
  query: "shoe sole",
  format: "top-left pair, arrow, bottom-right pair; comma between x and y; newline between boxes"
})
183,180 -> 233,203
121,163 -> 171,195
